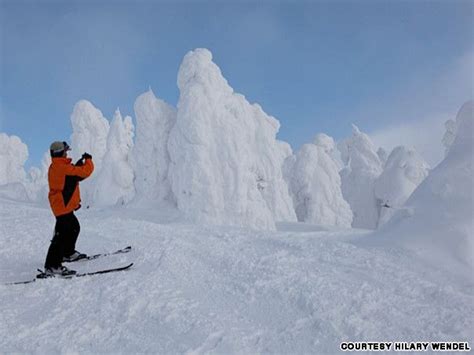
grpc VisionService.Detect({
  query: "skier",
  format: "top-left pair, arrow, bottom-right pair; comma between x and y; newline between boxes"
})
44,141 -> 94,276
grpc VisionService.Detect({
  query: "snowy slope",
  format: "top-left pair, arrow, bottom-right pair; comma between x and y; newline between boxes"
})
1,198 -> 472,353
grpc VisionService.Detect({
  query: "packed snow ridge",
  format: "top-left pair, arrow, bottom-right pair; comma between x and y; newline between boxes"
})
0,49 -> 471,239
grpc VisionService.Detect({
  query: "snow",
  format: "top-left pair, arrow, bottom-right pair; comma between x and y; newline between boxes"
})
0,133 -> 28,185
338,125 -> 383,229
442,117 -> 457,157
285,134 -> 353,227
374,146 -> 430,226
131,89 -> 177,204
373,100 -> 474,271
23,152 -> 50,204
93,109 -> 136,207
0,51 -> 473,351
70,100 -> 110,169
167,48 -> 295,230
70,100 -> 110,204
377,147 -> 388,166
0,198 -> 472,353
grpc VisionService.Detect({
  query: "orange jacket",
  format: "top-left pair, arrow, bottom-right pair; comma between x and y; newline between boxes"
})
48,157 -> 94,217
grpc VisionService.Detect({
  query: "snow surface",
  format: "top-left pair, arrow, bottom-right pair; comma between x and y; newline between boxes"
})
373,100 -> 474,271
338,125 -> 383,229
0,198 -> 472,353
374,146 -> 430,226
285,134 -> 353,227
167,48 -> 295,230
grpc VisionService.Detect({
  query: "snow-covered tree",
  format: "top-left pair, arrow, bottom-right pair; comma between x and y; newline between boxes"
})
130,89 -> 177,204
285,133 -> 353,227
374,146 -> 429,226
442,117 -> 458,157
338,124 -> 383,229
70,100 -> 110,169
94,109 -> 135,206
70,100 -> 110,203
377,147 -> 388,167
0,133 -> 28,185
24,151 -> 50,203
167,48 -> 296,230
380,100 -> 473,270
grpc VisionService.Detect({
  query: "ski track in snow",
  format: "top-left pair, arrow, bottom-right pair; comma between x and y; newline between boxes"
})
0,198 -> 472,353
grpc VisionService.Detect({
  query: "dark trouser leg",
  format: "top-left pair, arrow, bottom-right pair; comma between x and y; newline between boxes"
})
44,212 -> 80,268
44,213 -> 71,268
63,212 -> 80,257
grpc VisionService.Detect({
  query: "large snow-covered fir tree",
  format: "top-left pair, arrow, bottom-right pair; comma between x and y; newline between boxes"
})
379,100 -> 473,270
24,151 -> 50,204
285,133 -> 352,227
0,133 -> 28,185
374,146 -> 430,226
70,100 -> 110,204
94,109 -> 135,206
0,133 -> 29,200
338,124 -> 383,229
167,48 -> 296,230
70,100 -> 110,169
130,89 -> 177,204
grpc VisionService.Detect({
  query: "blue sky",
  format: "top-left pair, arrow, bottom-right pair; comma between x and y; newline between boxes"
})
1,0 -> 472,168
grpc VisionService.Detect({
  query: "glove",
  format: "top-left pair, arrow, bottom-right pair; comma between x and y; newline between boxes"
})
82,152 -> 92,160
75,158 -> 84,166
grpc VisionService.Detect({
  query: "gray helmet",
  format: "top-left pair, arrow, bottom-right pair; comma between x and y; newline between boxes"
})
50,141 -> 71,157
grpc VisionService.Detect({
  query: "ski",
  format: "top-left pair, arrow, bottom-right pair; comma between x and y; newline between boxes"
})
63,246 -> 132,262
6,263 -> 134,285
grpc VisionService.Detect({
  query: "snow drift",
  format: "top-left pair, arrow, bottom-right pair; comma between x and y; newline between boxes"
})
285,134 -> 352,227
377,100 -> 474,270
167,48 -> 295,230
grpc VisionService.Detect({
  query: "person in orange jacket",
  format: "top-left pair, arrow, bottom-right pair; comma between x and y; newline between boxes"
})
44,141 -> 94,276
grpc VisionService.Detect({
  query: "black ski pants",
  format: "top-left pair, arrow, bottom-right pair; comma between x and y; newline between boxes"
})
44,212 -> 80,268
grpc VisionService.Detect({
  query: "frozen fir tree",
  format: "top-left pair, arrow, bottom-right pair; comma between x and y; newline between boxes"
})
374,146 -> 429,226
338,124 -> 383,229
70,100 -> 110,170
0,133 -> 28,185
285,133 -> 353,227
24,151 -> 50,203
130,89 -> 177,204
167,48 -> 296,230
70,100 -> 110,204
377,147 -> 388,167
381,100 -> 473,270
442,117 -> 457,157
0,133 -> 29,200
94,109 -> 135,206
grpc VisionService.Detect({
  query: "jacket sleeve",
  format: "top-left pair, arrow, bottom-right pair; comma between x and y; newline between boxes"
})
65,159 -> 94,179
